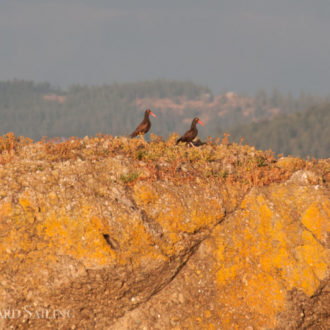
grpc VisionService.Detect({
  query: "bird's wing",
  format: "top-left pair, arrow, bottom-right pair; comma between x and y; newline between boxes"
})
130,121 -> 149,138
182,129 -> 194,142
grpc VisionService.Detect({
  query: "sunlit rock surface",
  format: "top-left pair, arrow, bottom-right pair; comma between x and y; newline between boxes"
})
0,134 -> 328,329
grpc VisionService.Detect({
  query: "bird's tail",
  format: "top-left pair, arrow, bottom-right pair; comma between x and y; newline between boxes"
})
176,138 -> 182,145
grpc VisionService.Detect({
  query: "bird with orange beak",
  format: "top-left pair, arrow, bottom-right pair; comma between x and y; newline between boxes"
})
176,117 -> 204,144
130,109 -> 157,138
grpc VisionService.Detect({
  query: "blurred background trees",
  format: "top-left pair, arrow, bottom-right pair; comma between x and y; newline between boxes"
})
0,79 -> 329,158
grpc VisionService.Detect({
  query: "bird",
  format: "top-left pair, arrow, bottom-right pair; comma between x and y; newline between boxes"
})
130,109 -> 157,138
176,117 -> 204,145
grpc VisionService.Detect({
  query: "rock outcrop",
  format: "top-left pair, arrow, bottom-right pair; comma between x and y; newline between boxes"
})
0,134 -> 329,329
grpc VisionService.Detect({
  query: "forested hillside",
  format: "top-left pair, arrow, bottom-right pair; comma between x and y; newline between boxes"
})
0,79 -> 329,158
0,80 -> 212,138
228,104 -> 330,158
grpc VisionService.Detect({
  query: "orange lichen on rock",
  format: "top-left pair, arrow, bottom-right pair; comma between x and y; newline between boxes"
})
213,183 -> 329,328
302,202 -> 330,243
0,197 -> 115,270
133,182 -> 225,255
0,134 -> 329,329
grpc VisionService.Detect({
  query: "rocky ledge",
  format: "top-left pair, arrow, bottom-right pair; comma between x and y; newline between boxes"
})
0,133 -> 329,329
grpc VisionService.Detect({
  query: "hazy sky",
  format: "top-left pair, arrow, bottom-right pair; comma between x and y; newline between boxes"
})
1,0 -> 330,94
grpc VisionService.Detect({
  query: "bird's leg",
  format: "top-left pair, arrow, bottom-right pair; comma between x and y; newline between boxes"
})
189,142 -> 197,148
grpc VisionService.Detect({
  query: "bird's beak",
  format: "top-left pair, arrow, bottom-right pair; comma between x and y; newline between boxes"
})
198,120 -> 204,126
150,111 -> 157,117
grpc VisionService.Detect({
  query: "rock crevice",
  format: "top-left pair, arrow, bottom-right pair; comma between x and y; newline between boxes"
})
0,136 -> 328,329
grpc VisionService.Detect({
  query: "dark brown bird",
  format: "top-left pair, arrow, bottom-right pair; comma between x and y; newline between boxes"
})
176,117 -> 204,144
130,109 -> 157,138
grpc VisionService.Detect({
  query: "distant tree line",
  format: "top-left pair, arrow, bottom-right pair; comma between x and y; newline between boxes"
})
0,79 -> 329,158
0,79 -> 212,139
228,103 -> 330,158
